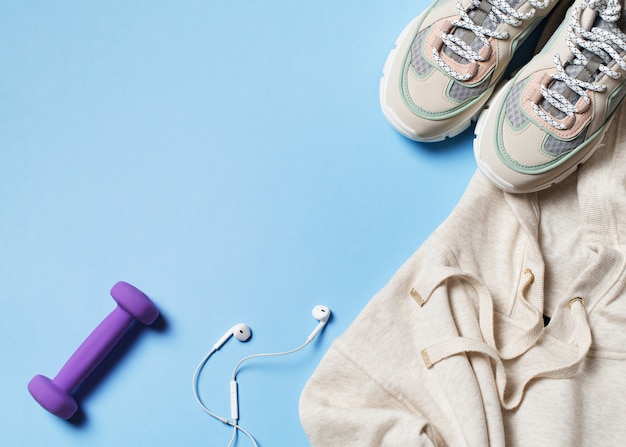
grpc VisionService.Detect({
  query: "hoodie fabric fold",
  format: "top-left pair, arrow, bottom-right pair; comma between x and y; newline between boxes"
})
299,104 -> 626,446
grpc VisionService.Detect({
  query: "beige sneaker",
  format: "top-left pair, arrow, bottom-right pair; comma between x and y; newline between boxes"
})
380,0 -> 561,142
474,0 -> 626,193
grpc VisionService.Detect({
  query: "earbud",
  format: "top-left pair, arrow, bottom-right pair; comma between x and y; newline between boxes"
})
195,306 -> 333,446
213,323 -> 252,351
307,305 -> 331,342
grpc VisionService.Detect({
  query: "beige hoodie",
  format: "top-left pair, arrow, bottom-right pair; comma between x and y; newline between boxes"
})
299,105 -> 626,446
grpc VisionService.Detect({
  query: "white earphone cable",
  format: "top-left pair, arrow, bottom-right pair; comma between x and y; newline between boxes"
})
193,310 -> 329,446
227,423 -> 258,447
230,338 -> 313,381
192,348 -> 229,424
192,348 -> 259,447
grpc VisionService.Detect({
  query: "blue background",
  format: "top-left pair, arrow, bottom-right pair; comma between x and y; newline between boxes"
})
0,1 -> 476,446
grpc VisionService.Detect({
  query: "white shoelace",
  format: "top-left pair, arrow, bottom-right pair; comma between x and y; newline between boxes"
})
533,0 -> 626,130
432,0 -> 551,81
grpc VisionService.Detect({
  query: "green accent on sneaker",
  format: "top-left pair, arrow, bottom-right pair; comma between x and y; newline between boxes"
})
494,80 -> 613,176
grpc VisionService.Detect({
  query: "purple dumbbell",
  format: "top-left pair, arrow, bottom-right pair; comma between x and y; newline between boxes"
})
28,281 -> 159,419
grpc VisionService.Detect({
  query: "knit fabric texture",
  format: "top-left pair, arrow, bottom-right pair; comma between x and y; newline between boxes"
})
299,103 -> 626,446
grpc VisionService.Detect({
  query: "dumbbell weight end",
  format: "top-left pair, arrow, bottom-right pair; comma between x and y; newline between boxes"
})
28,281 -> 159,419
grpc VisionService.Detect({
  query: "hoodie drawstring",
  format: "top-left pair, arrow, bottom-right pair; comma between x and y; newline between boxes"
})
413,271 -> 591,410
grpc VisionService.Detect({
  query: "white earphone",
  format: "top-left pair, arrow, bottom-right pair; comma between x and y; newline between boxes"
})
307,305 -> 331,342
213,323 -> 253,351
192,305 -> 331,447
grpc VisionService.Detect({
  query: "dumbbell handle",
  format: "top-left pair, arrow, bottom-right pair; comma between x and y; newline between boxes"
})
28,282 -> 158,419
54,306 -> 134,392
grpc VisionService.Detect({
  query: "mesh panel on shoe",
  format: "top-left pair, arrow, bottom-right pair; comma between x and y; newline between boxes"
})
506,81 -> 529,128
543,130 -> 587,156
410,28 -> 435,76
449,74 -> 493,100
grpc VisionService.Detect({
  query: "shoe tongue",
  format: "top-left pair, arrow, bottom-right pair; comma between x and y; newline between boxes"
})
542,7 -> 626,119
444,0 -> 527,65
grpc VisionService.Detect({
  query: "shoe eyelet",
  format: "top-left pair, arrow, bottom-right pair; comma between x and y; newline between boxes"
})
478,44 -> 492,61
562,115 -> 576,130
575,96 -> 590,114
441,20 -> 454,34
465,62 -> 479,79
431,36 -> 444,52
530,88 -> 544,104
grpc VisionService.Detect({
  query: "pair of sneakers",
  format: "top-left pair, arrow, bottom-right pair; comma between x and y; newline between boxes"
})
380,0 -> 626,193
